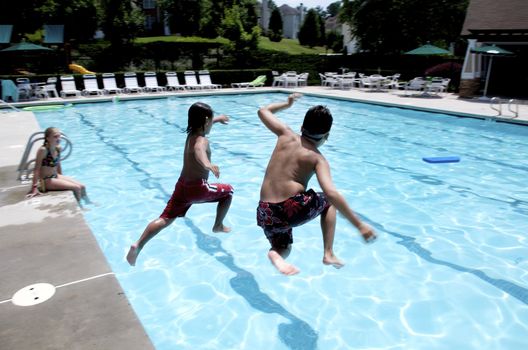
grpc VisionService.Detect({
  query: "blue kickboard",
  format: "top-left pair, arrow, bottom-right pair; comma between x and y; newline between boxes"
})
422,156 -> 460,164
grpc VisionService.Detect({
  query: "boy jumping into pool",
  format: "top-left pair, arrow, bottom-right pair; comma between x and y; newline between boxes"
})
256,93 -> 377,275
126,102 -> 233,266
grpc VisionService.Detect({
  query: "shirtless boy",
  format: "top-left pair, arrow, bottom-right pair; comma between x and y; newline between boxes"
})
256,93 -> 376,275
127,102 -> 233,266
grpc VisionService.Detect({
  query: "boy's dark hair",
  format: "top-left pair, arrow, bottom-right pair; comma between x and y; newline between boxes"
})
186,102 -> 213,134
302,105 -> 333,139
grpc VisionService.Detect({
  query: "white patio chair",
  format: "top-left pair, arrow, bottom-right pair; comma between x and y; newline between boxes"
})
123,72 -> 145,93
59,75 -> 82,98
82,74 -> 104,96
165,72 -> 185,91
144,72 -> 166,92
42,77 -> 59,98
102,73 -> 123,94
183,71 -> 202,90
198,70 -> 221,89
403,77 -> 427,95
297,72 -> 309,87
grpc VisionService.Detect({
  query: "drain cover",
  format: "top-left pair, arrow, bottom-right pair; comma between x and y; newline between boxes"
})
12,283 -> 56,306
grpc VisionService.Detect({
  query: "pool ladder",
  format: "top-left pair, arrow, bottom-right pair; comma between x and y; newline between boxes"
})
18,132 -> 73,181
490,97 -> 519,118
0,99 -> 20,112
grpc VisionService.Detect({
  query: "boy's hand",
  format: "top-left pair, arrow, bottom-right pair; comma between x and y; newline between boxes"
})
209,164 -> 220,178
215,114 -> 230,124
359,223 -> 377,243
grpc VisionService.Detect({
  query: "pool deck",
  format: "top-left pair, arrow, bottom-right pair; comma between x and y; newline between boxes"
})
0,86 -> 526,349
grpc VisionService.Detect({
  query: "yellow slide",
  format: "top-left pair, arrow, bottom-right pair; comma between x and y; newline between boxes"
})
68,64 -> 95,75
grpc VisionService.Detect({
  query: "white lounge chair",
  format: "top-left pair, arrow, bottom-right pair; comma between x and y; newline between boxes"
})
123,72 -> 145,93
183,71 -> 202,90
82,74 -> 104,96
59,75 -> 81,98
198,70 -> 221,89
144,72 -> 166,92
42,77 -> 59,98
165,72 -> 185,91
102,73 -> 123,94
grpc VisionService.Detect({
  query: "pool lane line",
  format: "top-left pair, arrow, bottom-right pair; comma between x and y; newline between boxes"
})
0,272 -> 115,305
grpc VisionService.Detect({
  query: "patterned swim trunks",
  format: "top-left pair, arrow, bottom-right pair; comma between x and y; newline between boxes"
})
256,189 -> 330,248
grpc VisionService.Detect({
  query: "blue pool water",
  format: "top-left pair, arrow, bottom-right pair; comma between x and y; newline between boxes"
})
35,93 -> 528,349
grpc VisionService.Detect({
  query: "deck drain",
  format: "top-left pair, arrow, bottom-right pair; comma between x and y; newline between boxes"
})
12,283 -> 56,306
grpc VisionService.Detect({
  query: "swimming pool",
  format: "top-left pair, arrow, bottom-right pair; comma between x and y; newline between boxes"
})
35,93 -> 528,350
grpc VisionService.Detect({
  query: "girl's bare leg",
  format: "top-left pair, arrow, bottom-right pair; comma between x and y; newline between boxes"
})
45,177 -> 83,201
320,205 -> 344,268
212,194 -> 232,233
126,217 -> 175,266
58,175 -> 90,202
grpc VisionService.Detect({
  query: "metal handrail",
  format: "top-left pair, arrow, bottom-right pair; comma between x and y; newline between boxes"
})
507,99 -> 519,118
18,131 -> 73,181
490,97 -> 502,116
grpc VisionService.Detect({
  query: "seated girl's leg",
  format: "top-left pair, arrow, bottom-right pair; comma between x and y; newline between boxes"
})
45,176 -> 83,201
57,174 -> 89,200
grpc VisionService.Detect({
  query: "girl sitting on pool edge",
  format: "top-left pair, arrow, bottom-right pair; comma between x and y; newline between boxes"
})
27,127 -> 91,205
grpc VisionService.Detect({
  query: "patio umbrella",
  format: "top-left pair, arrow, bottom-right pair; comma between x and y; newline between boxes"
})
0,41 -> 54,52
405,44 -> 451,55
470,44 -> 513,99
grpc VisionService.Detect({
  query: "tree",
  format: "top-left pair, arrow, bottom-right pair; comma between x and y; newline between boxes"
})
158,0 -> 203,36
327,1 -> 342,17
268,8 -> 283,42
298,9 -> 321,48
98,0 -> 144,47
341,0 -> 469,54
220,3 -> 260,66
38,0 -> 98,42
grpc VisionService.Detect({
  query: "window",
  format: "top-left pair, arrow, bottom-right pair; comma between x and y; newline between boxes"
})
143,0 -> 156,9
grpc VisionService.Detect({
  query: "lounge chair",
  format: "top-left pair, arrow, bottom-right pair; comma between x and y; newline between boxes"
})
231,75 -> 267,88
144,72 -> 166,92
59,75 -> 82,98
16,78 -> 32,100
82,74 -> 104,96
42,77 -> 59,98
183,71 -> 202,90
102,73 -> 123,94
165,72 -> 186,91
123,72 -> 145,93
197,70 -> 221,89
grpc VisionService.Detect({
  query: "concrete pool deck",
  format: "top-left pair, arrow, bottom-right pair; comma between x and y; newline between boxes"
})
0,86 -> 526,349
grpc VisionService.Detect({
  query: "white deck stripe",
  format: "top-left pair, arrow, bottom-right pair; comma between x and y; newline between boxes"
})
0,272 -> 115,304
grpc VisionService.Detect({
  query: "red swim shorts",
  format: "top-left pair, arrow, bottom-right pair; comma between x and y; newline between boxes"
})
160,177 -> 233,219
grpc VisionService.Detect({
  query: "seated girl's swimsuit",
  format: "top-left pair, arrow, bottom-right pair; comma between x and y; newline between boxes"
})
256,189 -> 330,249
160,177 -> 234,219
41,148 -> 60,168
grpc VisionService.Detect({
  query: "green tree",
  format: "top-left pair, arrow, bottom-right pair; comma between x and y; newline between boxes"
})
268,8 -> 283,42
298,9 -> 321,48
98,0 -> 144,47
221,3 -> 260,66
341,0 -> 469,54
158,0 -> 203,36
38,0 -> 98,42
0,1 -> 47,41
327,1 -> 342,17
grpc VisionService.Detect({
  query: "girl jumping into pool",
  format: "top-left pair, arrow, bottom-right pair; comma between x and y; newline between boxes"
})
27,127 -> 90,204
126,102 -> 233,266
256,93 -> 377,275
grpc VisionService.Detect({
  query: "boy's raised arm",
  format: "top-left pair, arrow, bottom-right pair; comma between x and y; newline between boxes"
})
213,114 -> 229,124
258,93 -> 301,136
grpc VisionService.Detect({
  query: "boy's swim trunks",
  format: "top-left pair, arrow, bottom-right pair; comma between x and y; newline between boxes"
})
160,177 -> 233,219
256,189 -> 330,248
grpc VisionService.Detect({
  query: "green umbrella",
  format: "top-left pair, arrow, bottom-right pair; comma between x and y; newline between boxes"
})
0,41 -> 54,52
405,44 -> 451,55
470,44 -> 513,99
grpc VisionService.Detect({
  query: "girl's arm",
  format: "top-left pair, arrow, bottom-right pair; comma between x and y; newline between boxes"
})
27,148 -> 45,197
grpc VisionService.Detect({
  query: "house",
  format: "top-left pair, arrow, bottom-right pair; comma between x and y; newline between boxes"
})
278,4 -> 305,40
459,0 -> 528,98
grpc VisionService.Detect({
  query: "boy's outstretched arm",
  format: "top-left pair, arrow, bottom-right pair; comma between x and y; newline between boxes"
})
258,93 -> 301,136
213,114 -> 229,124
315,157 -> 377,243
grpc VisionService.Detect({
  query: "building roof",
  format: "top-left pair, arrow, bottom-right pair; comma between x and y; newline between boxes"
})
461,0 -> 528,40
279,4 -> 299,16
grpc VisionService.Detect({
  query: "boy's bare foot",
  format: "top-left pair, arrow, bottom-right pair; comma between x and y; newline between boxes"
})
126,244 -> 140,266
268,250 -> 300,276
212,224 -> 231,233
323,254 -> 345,269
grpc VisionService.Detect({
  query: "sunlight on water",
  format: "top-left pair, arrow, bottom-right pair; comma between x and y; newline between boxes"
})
35,93 -> 528,350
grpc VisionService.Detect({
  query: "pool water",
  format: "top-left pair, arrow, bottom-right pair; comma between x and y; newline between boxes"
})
35,93 -> 528,350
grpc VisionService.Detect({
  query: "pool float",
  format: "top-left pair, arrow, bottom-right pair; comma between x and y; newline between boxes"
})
422,156 -> 460,163
68,63 -> 95,75
22,104 -> 73,111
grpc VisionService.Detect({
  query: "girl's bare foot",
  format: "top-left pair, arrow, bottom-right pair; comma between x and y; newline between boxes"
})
323,254 -> 345,269
126,244 -> 140,266
268,250 -> 300,276
212,224 -> 231,233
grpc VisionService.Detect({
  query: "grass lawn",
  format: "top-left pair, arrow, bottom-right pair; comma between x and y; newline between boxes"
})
135,35 -> 329,55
